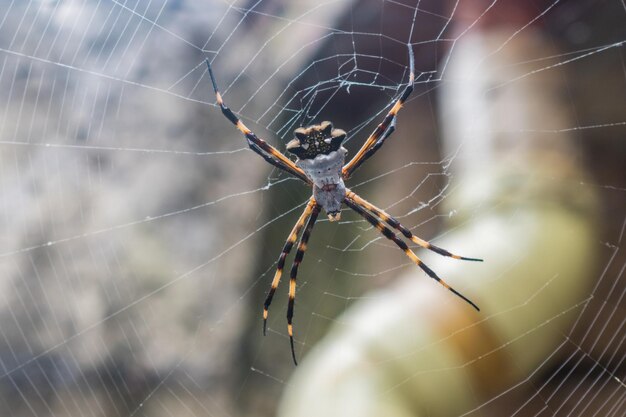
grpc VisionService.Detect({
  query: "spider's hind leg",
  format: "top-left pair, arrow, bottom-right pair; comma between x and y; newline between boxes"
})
342,44 -> 415,178
205,59 -> 312,185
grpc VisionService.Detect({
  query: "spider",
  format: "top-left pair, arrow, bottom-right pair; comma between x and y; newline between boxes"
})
206,45 -> 481,365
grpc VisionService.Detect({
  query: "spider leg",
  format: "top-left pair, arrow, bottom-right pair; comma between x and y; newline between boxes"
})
346,113 -> 397,177
345,197 -> 479,312
347,190 -> 483,262
342,44 -> 414,179
287,204 -> 320,365
263,198 -> 317,335
205,60 -> 312,185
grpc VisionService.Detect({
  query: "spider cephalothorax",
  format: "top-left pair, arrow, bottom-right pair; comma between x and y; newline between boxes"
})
206,45 -> 482,366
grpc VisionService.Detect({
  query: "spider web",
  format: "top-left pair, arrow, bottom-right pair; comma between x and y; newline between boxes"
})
0,1 -> 624,416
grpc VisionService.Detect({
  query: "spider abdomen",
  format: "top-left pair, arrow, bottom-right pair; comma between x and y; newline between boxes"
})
296,148 -> 347,221
296,148 -> 347,186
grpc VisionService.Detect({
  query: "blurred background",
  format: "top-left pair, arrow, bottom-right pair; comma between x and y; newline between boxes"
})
0,0 -> 624,416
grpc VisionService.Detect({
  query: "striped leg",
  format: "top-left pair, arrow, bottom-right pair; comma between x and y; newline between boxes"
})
206,60 -> 312,185
287,205 -> 320,365
345,197 -> 479,312
347,190 -> 483,262
354,117 -> 396,172
263,198 -> 317,335
342,44 -> 415,179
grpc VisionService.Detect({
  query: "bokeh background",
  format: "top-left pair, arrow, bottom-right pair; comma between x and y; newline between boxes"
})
0,1 -> 624,416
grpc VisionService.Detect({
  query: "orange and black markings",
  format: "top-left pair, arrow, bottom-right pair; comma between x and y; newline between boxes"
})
263,198 -> 317,336
205,59 -> 311,185
342,46 -> 414,178
286,205 -> 320,365
345,196 -> 479,312
235,120 -> 252,135
347,191 -> 483,262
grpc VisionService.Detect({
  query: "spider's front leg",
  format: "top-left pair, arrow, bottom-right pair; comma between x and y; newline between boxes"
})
262,197 -> 320,365
286,204 -> 320,365
263,198 -> 317,335
344,195 -> 480,311
347,190 -> 483,262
